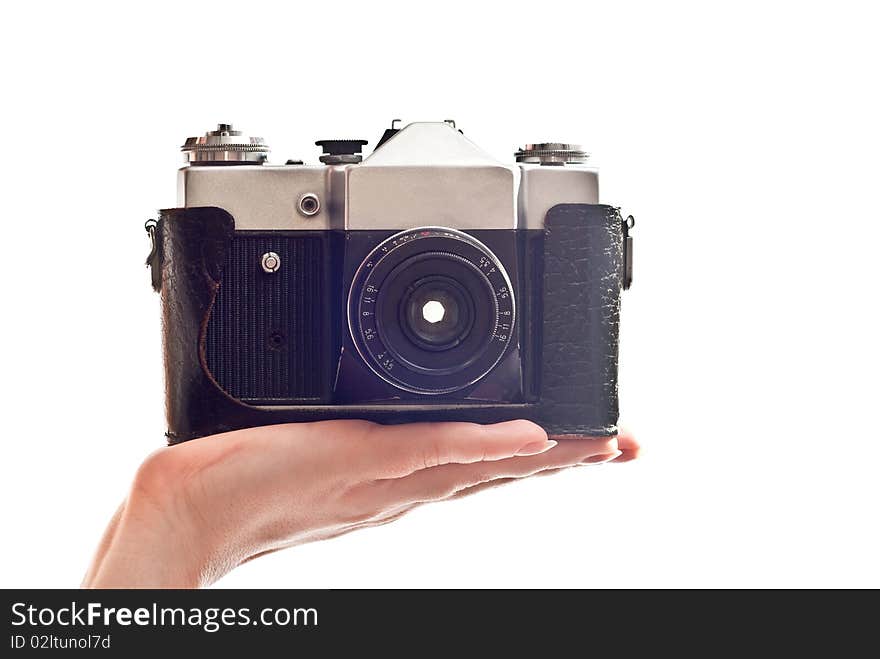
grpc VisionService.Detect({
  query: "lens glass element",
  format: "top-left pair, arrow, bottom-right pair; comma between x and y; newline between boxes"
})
421,300 -> 445,324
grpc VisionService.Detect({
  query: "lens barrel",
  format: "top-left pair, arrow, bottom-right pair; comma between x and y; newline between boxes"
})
348,228 -> 515,394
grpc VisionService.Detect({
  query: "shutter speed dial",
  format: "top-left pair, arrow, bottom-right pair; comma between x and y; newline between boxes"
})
514,143 -> 589,165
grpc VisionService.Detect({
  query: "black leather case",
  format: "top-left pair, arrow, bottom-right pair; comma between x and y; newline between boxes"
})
539,204 -> 623,435
152,203 -> 624,444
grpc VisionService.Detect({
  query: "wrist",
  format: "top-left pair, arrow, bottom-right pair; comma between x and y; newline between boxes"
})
85,452 -> 228,588
83,493 -> 206,588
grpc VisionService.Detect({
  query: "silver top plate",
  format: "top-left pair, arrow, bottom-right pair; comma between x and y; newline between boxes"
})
177,122 -> 599,230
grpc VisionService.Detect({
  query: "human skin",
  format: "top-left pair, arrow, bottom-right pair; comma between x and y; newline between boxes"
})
83,420 -> 639,588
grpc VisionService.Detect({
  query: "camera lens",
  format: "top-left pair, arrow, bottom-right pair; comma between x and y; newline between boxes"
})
349,227 -> 515,395
376,251 -> 495,376
402,275 -> 474,351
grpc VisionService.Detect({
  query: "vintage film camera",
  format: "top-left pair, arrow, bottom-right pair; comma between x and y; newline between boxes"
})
146,121 -> 634,443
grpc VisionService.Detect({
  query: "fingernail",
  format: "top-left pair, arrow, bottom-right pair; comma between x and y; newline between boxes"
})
515,439 -> 557,456
581,450 -> 623,465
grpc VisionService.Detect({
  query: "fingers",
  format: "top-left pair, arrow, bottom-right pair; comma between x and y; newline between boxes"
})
444,467 -> 569,500
230,425 -> 635,560
335,437 -> 624,534
447,476 -> 519,500
614,429 -> 641,462
371,436 -> 620,507
546,429 -> 640,463
356,419 -> 555,479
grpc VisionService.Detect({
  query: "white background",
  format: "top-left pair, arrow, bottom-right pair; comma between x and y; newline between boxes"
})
1,1 -> 877,588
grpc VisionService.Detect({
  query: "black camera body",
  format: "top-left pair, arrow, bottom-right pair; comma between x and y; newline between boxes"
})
148,122 -> 633,443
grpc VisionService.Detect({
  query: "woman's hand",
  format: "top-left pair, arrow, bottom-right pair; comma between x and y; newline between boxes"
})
83,420 -> 638,588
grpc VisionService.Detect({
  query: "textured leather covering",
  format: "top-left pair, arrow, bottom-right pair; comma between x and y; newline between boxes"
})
538,204 -> 622,436
154,204 -> 623,443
